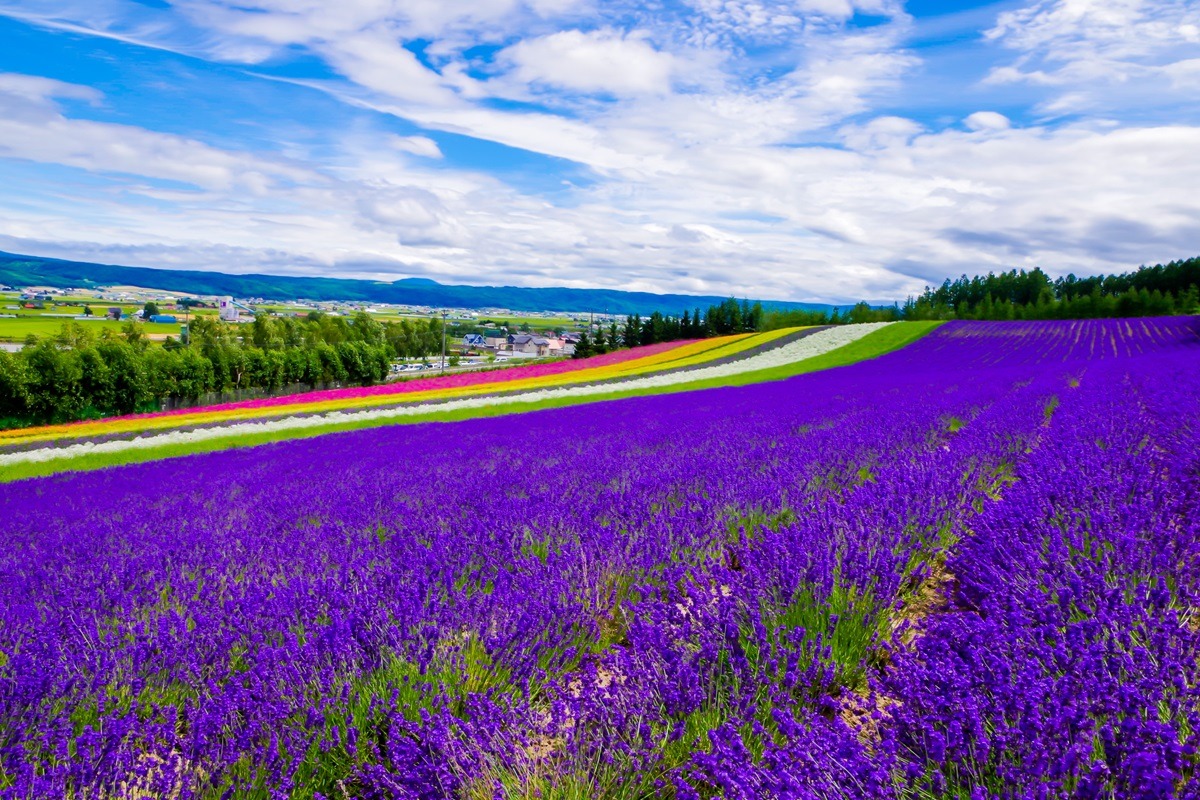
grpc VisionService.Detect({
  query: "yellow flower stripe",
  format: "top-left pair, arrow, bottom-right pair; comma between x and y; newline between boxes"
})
0,337 -> 745,443
2,329 -> 805,445
600,328 -> 796,377
0,335 -> 753,444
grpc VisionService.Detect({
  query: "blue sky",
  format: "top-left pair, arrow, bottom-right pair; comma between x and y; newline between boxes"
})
0,0 -> 1196,303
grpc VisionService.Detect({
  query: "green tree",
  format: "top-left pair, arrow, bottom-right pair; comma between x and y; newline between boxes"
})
172,348 -> 215,400
23,342 -> 84,422
78,347 -> 111,417
96,341 -> 149,415
0,351 -> 31,422
251,314 -> 281,350
351,311 -> 384,346
121,320 -> 149,351
573,332 -> 593,359
55,321 -> 95,350
317,343 -> 348,383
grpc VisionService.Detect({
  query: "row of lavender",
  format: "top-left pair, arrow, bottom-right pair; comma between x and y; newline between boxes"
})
0,318 -> 1196,798
881,326 -> 1200,798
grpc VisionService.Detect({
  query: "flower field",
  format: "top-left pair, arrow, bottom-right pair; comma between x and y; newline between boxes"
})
1,317 -> 1198,798
0,323 -> 905,475
0,330 -> 799,451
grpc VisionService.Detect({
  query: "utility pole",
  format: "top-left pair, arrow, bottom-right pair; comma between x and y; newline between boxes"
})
440,309 -> 448,374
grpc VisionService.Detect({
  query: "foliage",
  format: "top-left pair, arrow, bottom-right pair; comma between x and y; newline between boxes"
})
0,314 -> 402,425
901,256 -> 1200,321
573,299 -> 765,359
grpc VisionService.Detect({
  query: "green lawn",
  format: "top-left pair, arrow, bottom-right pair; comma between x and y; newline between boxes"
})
0,315 -> 186,342
1,322 -> 942,482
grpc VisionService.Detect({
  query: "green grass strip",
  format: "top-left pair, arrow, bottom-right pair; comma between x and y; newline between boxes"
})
2,322 -> 942,483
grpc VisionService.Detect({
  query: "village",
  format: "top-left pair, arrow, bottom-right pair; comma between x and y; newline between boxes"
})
1,283 -> 602,365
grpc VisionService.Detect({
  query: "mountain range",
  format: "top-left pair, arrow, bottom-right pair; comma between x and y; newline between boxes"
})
0,252 -> 840,318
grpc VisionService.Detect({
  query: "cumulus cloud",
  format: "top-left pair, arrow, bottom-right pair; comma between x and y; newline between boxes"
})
839,116 -> 924,150
964,111 -> 1012,131
500,29 -> 678,96
354,186 -> 468,247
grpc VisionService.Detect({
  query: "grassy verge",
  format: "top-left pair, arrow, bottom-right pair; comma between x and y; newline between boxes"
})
638,320 -> 941,392
1,322 -> 942,482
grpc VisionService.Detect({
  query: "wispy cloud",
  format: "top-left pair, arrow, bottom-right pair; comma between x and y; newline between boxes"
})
983,0 -> 1200,113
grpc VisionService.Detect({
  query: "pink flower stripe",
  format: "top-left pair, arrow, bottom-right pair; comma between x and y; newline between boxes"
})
180,339 -> 695,417
138,340 -> 697,423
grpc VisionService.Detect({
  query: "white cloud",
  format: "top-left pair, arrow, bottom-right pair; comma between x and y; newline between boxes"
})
354,185 -> 468,247
500,29 -> 678,96
389,135 -> 443,158
318,32 -> 457,106
0,73 -> 101,105
839,115 -> 924,150
0,74 -> 315,193
1164,58 -> 1200,88
984,0 -> 1200,107
964,111 -> 1012,131
7,95 -> 1197,304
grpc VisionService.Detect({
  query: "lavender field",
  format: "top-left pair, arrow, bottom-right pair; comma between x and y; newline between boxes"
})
2,318 -> 1198,799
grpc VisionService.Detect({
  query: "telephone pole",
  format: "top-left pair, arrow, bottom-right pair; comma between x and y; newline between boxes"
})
440,309 -> 448,374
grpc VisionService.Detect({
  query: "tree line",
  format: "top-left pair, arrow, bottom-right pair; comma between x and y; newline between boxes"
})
760,256 -> 1200,328
577,255 -> 1200,357
899,257 -> 1200,321
574,299 -> 765,357
0,311 -> 449,427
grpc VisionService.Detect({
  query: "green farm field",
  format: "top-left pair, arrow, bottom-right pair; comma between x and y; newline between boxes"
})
0,315 -> 186,341
370,312 -> 582,329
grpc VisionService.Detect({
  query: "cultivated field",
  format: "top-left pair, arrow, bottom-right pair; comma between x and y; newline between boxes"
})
0,318 -> 1197,798
0,315 -> 186,342
0,323 -> 931,480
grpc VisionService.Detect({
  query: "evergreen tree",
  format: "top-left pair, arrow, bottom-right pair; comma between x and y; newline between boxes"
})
573,331 -> 594,359
623,315 -> 641,349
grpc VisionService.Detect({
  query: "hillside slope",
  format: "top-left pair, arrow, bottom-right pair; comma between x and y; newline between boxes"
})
0,251 -> 837,316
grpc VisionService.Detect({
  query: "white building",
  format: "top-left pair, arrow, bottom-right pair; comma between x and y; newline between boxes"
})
218,296 -> 239,322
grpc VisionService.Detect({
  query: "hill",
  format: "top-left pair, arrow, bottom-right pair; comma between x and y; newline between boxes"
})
0,251 -> 836,317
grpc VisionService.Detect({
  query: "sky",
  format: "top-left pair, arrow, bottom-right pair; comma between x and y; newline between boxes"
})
0,0 -> 1197,303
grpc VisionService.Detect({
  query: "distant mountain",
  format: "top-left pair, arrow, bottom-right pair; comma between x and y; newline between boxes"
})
0,251 -> 838,317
